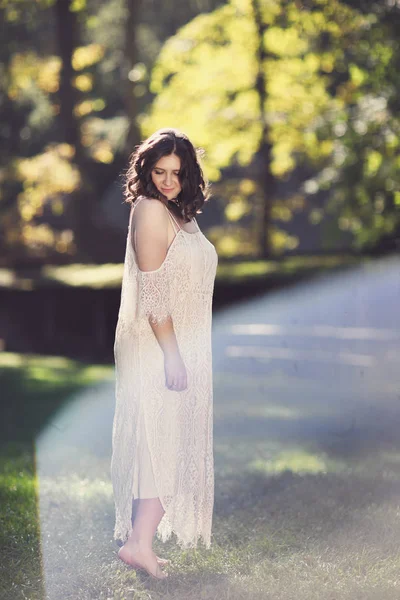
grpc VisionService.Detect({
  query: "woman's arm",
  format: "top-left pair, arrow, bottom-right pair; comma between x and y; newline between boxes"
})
131,199 -> 187,390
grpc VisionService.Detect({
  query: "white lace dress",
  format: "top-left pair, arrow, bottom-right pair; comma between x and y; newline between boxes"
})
111,196 -> 218,549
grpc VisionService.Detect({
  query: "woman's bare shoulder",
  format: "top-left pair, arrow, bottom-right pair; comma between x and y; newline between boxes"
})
132,196 -> 168,225
134,195 -> 164,209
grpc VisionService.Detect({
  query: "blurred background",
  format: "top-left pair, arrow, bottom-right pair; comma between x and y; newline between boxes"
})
0,0 -> 399,360
1,1 -> 400,599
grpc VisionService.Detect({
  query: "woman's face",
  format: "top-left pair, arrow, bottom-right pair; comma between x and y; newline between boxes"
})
151,153 -> 182,201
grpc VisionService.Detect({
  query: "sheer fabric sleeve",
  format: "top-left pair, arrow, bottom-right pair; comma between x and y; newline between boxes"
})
131,199 -> 172,325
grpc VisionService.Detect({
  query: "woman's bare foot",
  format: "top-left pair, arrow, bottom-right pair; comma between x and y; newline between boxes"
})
118,542 -> 168,579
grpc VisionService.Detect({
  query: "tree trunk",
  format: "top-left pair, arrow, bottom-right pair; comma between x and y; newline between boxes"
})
54,0 -> 100,260
54,0 -> 143,261
54,0 -> 82,153
123,0 -> 142,154
54,0 -> 128,262
252,0 -> 275,258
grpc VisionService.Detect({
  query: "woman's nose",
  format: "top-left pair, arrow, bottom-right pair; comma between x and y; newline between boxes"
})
164,173 -> 172,185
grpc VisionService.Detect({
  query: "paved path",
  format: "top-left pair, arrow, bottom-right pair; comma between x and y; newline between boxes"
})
211,255 -> 400,470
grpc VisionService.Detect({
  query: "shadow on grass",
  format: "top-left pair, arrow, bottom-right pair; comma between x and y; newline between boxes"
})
214,468 -> 400,545
0,354 -> 112,444
207,364 -> 400,587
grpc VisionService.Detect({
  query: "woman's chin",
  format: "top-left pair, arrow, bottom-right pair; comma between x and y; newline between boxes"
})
164,192 -> 178,201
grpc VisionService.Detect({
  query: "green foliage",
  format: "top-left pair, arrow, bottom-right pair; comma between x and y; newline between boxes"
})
324,21 -> 400,248
144,0 -> 400,252
145,2 -> 256,181
145,2 -> 261,181
0,0 -> 227,262
210,178 -> 301,255
1,0 -> 399,261
143,0 -> 359,179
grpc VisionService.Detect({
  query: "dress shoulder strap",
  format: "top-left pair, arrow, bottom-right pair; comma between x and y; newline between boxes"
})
163,205 -> 182,235
165,206 -> 201,234
129,196 -> 145,226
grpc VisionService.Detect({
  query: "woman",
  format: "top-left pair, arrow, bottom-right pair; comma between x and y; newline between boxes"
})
111,128 -> 218,579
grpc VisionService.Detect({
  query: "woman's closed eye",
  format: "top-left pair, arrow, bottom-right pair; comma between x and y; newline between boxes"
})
153,169 -> 180,176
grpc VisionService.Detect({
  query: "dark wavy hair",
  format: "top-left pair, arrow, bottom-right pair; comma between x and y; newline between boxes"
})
124,128 -> 210,222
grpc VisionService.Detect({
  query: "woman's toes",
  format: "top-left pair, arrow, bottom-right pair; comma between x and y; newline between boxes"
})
156,556 -> 171,565
118,544 -> 168,579
153,564 -> 169,579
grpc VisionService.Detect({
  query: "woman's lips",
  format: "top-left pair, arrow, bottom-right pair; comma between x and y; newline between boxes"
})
162,188 -> 174,193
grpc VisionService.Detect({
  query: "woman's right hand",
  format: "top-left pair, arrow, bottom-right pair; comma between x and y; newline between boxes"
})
164,351 -> 187,391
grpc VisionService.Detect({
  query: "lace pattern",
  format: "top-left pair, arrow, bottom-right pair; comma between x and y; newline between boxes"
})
111,197 -> 218,550
137,264 -> 172,325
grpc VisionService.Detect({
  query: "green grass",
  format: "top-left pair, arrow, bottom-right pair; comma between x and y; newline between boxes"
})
0,444 -> 42,600
0,353 -> 113,600
0,254 -> 363,289
216,253 -> 363,282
